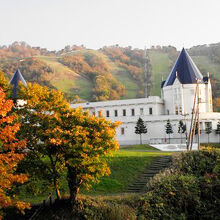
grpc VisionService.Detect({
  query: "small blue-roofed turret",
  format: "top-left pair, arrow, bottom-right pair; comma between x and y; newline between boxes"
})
163,48 -> 203,87
9,69 -> 27,99
162,48 -> 213,115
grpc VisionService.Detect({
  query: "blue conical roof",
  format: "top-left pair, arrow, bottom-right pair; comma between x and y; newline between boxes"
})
163,48 -> 203,87
9,69 -> 27,98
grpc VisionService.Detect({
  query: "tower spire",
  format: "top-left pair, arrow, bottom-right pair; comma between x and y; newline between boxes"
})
10,69 -> 27,99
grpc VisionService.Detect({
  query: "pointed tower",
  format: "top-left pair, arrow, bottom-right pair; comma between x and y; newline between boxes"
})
161,48 -> 213,115
10,69 -> 27,99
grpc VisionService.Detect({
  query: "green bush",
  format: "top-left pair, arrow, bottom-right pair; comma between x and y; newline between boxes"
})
138,174 -> 201,220
173,149 -> 220,178
138,149 -> 220,219
75,197 -> 137,220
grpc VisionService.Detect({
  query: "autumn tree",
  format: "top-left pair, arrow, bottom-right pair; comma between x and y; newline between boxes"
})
135,117 -> 147,144
18,83 -> 120,206
18,83 -> 70,200
0,88 -> 29,218
40,108 -> 120,206
0,71 -> 11,97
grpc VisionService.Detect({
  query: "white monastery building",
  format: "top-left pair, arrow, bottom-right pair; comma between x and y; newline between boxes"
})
71,48 -> 220,146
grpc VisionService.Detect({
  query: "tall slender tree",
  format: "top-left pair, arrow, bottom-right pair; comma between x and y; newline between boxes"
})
135,117 -> 147,144
205,123 -> 212,143
165,119 -> 173,144
178,120 -> 186,144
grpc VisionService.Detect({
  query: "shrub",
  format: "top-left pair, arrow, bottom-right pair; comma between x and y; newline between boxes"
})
138,174 -> 201,220
76,197 -> 137,220
173,149 -> 220,179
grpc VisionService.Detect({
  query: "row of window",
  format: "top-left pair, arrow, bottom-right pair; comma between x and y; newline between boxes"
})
106,108 -> 153,117
175,106 -> 182,115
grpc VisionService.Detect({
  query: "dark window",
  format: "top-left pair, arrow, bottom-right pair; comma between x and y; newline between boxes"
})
123,109 -> 126,116
179,106 -> 182,114
175,106 -> 178,115
167,110 -> 170,115
131,109 -> 135,116
115,110 -> 118,117
121,127 -> 125,135
140,108 -> 144,115
106,110 -> 110,117
149,107 -> 153,115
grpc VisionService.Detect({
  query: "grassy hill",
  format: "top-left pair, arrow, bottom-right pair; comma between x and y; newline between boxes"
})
1,42 -> 220,103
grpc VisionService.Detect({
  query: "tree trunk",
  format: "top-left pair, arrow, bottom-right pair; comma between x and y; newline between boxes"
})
169,134 -> 170,144
67,166 -> 82,207
54,177 -> 61,200
140,134 -> 142,145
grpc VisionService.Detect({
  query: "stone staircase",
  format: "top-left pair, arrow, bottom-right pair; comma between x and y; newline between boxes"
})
127,156 -> 172,193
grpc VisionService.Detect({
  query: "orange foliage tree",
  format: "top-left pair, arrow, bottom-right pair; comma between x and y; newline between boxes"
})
0,88 -> 29,218
57,108 -> 121,205
18,83 -> 70,200
18,83 -> 120,206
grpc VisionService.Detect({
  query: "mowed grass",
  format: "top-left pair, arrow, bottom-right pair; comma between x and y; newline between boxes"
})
149,51 -> 171,96
120,144 -> 160,151
86,150 -> 171,195
18,146 -> 172,204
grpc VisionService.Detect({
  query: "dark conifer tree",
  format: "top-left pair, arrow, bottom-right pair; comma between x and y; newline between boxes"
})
205,123 -> 212,143
135,117 -> 147,144
165,119 -> 173,144
178,120 -> 186,144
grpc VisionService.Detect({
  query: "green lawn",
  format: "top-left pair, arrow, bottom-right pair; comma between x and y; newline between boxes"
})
120,144 -> 160,151
18,147 -> 172,204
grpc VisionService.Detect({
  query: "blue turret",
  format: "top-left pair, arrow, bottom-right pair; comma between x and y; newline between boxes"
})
9,69 -> 27,99
163,48 -> 203,87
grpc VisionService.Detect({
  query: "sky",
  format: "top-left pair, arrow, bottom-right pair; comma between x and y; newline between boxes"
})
0,0 -> 220,51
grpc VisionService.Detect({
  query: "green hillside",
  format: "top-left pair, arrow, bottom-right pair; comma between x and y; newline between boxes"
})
148,51 -> 171,96
1,42 -> 220,103
37,56 -> 94,100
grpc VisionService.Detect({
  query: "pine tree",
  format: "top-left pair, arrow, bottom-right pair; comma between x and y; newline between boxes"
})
165,119 -> 173,144
135,117 -> 147,144
178,120 -> 186,144
216,121 -> 220,143
205,123 -> 212,143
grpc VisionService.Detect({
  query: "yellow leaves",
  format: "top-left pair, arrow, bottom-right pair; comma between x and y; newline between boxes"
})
49,138 -> 62,146
15,201 -> 30,212
169,191 -> 176,196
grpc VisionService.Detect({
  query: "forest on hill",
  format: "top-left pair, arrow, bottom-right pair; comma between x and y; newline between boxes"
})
1,41 -> 220,109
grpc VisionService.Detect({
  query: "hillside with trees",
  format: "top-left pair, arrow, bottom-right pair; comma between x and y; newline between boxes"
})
1,42 -> 220,108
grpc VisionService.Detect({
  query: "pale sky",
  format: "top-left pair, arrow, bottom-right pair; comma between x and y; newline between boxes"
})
0,0 -> 220,50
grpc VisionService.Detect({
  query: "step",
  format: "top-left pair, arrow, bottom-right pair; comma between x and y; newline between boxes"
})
126,156 -> 172,193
